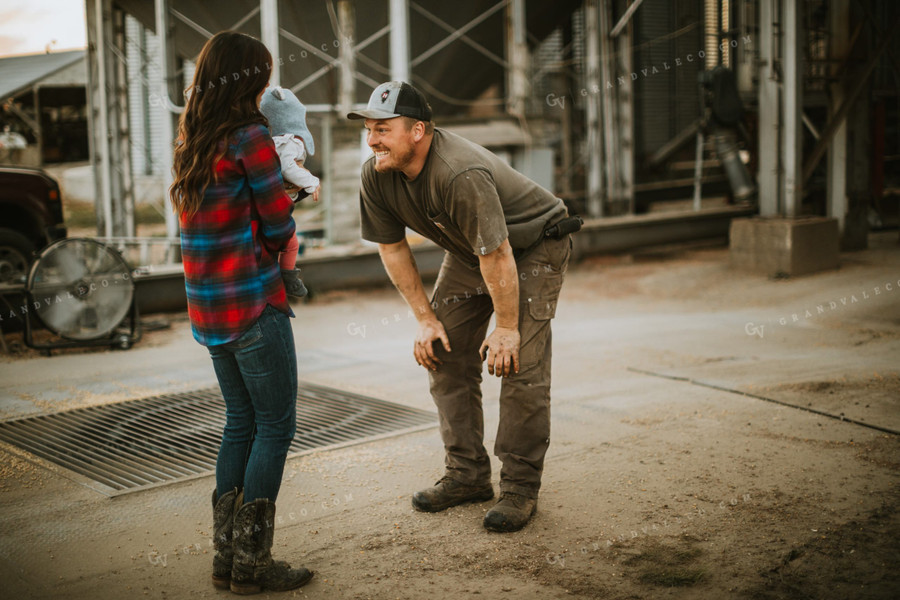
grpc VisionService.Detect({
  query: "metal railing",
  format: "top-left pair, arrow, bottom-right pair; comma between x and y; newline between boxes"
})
96,236 -> 181,267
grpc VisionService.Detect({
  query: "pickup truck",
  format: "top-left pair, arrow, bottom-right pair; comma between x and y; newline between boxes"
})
0,166 -> 68,284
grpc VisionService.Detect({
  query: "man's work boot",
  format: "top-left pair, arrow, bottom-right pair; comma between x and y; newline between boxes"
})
483,492 -> 537,533
281,269 -> 308,298
411,476 -> 494,512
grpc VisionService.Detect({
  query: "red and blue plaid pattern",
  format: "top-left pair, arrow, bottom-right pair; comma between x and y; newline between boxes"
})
180,124 -> 295,346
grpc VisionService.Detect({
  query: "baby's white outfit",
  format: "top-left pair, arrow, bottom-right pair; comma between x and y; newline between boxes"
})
272,134 -> 319,201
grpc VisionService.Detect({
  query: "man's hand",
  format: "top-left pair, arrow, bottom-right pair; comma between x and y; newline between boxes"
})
284,183 -> 300,196
310,184 -> 321,203
479,326 -> 520,377
414,318 -> 451,371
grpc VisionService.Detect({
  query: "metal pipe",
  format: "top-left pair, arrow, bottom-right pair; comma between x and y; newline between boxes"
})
390,0 -> 410,81
338,0 -> 356,114
692,129 -> 704,210
616,7 -> 635,213
584,0 -> 603,217
704,0 -> 719,69
95,0 -> 113,238
598,0 -> 617,211
260,0 -> 280,87
322,115 -> 333,245
714,130 -> 755,201
757,0 -> 779,216
722,0 -> 730,68
506,0 -> 527,117
154,0 -> 178,243
782,0 -> 802,217
113,8 -> 135,238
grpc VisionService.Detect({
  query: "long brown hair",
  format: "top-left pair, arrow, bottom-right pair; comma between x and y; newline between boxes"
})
170,31 -> 273,218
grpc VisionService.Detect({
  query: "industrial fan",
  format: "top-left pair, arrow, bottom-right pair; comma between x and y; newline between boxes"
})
24,238 -> 141,352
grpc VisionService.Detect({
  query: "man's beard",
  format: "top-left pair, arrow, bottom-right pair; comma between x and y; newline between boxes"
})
373,145 -> 415,173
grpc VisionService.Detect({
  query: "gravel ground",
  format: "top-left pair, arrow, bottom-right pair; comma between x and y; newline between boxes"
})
0,232 -> 898,600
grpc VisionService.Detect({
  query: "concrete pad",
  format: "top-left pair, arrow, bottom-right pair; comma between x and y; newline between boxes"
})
730,216 -> 840,277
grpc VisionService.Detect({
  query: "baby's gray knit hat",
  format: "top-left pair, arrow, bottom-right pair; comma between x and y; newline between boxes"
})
260,86 -> 315,156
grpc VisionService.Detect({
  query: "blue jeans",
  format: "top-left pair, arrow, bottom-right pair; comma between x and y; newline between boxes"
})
208,305 -> 297,502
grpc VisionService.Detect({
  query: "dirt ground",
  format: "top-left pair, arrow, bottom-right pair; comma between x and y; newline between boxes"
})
0,233 -> 898,600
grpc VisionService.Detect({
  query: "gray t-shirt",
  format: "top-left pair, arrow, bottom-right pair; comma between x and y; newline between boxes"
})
359,128 -> 567,268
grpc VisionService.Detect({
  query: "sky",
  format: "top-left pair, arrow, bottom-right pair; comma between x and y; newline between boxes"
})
0,1 -> 87,57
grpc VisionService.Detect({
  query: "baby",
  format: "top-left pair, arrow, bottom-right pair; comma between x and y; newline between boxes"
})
260,86 -> 321,298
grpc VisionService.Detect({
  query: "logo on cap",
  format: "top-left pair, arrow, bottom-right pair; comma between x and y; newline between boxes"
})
381,91 -> 390,103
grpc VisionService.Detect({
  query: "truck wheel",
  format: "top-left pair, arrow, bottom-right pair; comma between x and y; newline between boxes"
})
0,228 -> 35,284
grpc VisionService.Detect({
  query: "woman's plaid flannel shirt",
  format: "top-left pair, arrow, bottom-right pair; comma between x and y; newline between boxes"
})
180,123 -> 296,346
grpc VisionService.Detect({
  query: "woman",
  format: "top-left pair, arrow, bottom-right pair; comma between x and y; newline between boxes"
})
170,31 -> 312,594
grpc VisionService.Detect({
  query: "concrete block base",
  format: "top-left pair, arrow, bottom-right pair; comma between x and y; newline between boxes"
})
729,216 -> 840,277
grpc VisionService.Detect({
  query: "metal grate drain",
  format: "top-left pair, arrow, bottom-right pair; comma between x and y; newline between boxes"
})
0,383 -> 435,496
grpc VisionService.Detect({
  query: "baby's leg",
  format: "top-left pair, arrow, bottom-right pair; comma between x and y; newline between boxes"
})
279,235 -> 308,297
279,234 -> 300,270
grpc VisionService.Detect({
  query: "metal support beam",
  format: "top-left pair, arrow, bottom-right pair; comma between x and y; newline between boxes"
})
3,100 -> 39,134
154,0 -> 178,242
91,0 -> 114,238
615,4 -> 635,214
757,0 -> 779,216
578,206 -> 756,255
338,0 -> 356,114
782,0 -> 802,217
858,2 -> 900,82
113,7 -> 135,238
170,8 -> 214,38
609,0 -> 645,38
692,128 -> 705,210
505,0 -> 528,117
260,0 -> 280,87
31,87 -> 43,164
321,116 -> 333,245
410,2 -> 507,68
584,0 -> 603,217
802,113 -> 820,140
390,0 -> 411,81
410,0 -> 506,68
283,26 -> 386,93
598,0 -> 617,213
826,0 -> 849,234
803,11 -> 900,183
648,119 -> 701,168
735,0 -> 755,93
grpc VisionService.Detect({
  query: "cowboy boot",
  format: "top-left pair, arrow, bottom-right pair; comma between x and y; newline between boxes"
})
231,496 -> 313,594
211,487 -> 239,589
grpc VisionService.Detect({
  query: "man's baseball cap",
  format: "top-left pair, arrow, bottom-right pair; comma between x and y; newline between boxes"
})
347,81 -> 433,121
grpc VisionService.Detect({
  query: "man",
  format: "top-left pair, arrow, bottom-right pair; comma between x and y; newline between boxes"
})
348,81 -> 576,533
